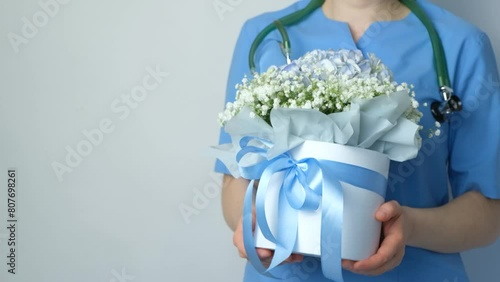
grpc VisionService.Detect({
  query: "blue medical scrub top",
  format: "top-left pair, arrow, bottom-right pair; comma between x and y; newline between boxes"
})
215,0 -> 500,281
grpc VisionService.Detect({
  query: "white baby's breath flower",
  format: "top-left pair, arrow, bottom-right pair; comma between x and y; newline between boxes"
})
217,49 -> 423,127
302,101 -> 312,109
412,99 -> 419,108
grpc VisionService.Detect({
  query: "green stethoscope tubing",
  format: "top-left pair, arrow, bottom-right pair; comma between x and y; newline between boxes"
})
401,0 -> 450,88
248,0 -> 325,73
248,0 -> 451,88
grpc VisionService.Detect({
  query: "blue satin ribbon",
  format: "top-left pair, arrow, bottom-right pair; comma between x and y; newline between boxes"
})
238,137 -> 387,282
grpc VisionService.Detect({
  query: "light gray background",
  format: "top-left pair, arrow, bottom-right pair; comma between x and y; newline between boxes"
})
0,0 -> 498,282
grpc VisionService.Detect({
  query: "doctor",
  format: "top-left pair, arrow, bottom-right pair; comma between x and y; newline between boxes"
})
216,0 -> 500,281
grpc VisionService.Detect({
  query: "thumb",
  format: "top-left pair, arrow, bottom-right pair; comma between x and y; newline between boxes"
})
375,200 -> 401,222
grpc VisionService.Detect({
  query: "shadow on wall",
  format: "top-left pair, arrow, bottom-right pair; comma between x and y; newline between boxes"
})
461,239 -> 500,281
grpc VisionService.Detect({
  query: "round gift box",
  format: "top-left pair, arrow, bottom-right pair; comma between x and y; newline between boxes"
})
254,140 -> 390,261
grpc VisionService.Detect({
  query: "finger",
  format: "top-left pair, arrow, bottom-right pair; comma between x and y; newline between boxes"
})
261,257 -> 273,268
291,254 -> 304,263
283,253 -> 304,263
233,219 -> 248,259
256,248 -> 274,259
350,248 -> 405,276
342,259 -> 356,271
255,250 -> 303,266
234,235 -> 247,259
251,207 -> 256,231
375,201 -> 401,222
351,231 -> 404,271
235,234 -> 247,259
257,250 -> 305,267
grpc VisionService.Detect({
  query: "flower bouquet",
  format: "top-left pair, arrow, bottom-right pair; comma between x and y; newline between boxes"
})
213,49 -> 422,280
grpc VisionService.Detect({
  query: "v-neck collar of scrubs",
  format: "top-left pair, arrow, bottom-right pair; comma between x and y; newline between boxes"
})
310,5 -> 418,50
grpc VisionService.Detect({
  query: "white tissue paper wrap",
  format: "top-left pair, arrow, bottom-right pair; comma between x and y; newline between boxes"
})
213,90 -> 422,178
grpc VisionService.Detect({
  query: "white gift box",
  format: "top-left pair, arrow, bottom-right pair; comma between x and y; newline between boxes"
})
254,140 -> 390,261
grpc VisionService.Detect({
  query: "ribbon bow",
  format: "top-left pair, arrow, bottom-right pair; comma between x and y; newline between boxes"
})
237,136 -> 387,282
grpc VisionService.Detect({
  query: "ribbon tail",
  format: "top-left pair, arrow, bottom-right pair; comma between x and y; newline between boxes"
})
320,164 -> 344,282
255,158 -> 295,243
268,186 -> 298,269
242,180 -> 278,279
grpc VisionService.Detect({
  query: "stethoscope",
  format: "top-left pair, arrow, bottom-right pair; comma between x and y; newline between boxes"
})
248,0 -> 462,123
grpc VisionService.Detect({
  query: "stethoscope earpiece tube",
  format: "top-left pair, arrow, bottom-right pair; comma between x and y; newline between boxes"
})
248,0 -> 325,73
273,20 -> 292,64
400,0 -> 451,88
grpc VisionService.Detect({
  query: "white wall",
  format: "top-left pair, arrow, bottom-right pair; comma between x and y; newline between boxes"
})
0,1 -> 295,282
0,1 -> 498,282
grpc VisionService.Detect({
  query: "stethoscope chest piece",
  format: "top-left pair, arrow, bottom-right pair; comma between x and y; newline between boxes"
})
431,86 -> 463,123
